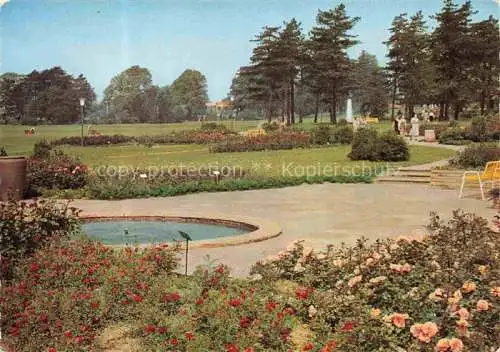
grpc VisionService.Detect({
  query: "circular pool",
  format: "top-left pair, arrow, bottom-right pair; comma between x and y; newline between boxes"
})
80,216 -> 276,248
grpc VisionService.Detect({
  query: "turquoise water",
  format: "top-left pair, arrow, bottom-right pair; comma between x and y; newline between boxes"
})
82,220 -> 248,245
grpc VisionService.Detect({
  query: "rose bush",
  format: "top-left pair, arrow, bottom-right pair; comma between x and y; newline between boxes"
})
2,210 -> 498,351
251,211 -> 499,351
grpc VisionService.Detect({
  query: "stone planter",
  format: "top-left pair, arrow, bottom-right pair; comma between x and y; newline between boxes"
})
424,130 -> 436,142
0,156 -> 27,201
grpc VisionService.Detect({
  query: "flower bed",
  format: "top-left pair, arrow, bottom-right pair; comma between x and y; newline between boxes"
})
250,211 -> 499,352
210,132 -> 311,153
50,125 -> 236,147
1,204 -> 498,351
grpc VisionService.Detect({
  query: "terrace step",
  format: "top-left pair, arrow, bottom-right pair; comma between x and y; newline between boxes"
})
375,176 -> 431,184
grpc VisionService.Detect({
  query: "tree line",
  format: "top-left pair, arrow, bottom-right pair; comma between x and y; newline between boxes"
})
232,0 -> 498,123
0,66 -> 208,124
386,0 -> 499,120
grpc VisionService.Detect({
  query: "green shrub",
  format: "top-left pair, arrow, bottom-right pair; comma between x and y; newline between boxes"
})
25,149 -> 87,197
310,124 -> 332,145
51,135 -> 135,147
375,132 -> 409,161
199,122 -> 232,134
32,139 -> 52,159
470,116 -> 489,142
450,143 -> 500,169
81,174 -> 372,200
0,146 -> 7,156
348,128 -> 379,161
0,198 -> 80,280
419,123 -> 449,139
337,119 -> 348,126
332,125 -> 353,144
261,121 -> 280,133
438,127 -> 467,145
210,132 -> 311,153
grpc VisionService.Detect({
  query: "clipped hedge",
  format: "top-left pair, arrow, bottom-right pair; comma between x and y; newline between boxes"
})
46,174 -> 373,200
210,132 -> 311,153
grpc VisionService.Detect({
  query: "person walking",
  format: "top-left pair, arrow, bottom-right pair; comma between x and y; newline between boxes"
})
410,115 -> 420,141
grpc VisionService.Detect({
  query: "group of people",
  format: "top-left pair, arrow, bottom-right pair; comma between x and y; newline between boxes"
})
352,116 -> 368,131
24,127 -> 36,136
393,111 -> 421,140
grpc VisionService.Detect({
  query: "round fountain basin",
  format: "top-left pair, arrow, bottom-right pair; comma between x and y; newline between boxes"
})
80,216 -> 260,247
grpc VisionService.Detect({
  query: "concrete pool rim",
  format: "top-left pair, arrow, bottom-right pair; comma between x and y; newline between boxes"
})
79,214 -> 282,249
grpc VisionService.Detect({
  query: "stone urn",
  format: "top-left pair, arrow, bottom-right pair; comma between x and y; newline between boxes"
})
0,156 -> 27,201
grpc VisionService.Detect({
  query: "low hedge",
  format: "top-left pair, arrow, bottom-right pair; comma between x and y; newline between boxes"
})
210,132 -> 311,153
44,174 -> 373,200
50,125 -> 236,147
449,143 -> 500,169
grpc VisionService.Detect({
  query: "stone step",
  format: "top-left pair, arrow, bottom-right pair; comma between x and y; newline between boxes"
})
398,168 -> 432,173
375,176 -> 431,184
389,171 -> 431,178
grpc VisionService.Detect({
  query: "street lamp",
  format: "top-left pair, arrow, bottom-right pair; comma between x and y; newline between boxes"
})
178,231 -> 192,275
79,98 -> 86,147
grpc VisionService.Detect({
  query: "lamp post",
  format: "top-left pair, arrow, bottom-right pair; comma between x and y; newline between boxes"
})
178,231 -> 192,275
79,98 -> 86,147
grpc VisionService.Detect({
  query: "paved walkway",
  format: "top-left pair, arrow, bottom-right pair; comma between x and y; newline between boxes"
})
72,182 -> 496,277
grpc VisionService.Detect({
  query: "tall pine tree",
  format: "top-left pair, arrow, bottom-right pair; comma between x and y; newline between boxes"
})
308,4 -> 359,123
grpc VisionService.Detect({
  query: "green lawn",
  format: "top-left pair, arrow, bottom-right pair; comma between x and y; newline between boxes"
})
0,119 -> 395,156
61,143 -> 455,177
0,120 -> 456,178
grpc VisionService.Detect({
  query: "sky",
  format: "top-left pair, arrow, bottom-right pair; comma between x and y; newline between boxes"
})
0,0 -> 498,101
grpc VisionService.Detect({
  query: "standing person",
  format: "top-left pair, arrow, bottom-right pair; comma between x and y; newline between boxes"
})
393,111 -> 401,134
398,115 -> 407,137
410,115 -> 420,140
429,111 -> 434,122
353,117 -> 360,132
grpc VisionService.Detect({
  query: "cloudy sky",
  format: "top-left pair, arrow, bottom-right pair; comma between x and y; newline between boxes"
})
1,0 -> 497,101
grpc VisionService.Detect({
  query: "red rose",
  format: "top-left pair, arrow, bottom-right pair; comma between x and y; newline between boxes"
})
342,321 -> 354,332
163,292 -> 181,302
158,327 -> 168,334
302,343 -> 314,351
144,324 -> 156,334
295,287 -> 313,300
216,265 -> 224,274
170,339 -> 178,346
229,299 -> 242,307
131,294 -> 143,303
185,331 -> 194,340
64,330 -> 73,338
30,262 -> 40,272
267,300 -> 278,311
47,348 -> 56,352
239,317 -> 251,328
226,344 -> 239,352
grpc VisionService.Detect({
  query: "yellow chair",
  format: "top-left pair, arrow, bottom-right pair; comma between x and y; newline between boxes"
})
459,161 -> 500,200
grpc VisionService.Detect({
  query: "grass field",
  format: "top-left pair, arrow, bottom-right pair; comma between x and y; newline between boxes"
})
0,119 -> 455,177
0,117 -> 395,156
63,144 -> 454,177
